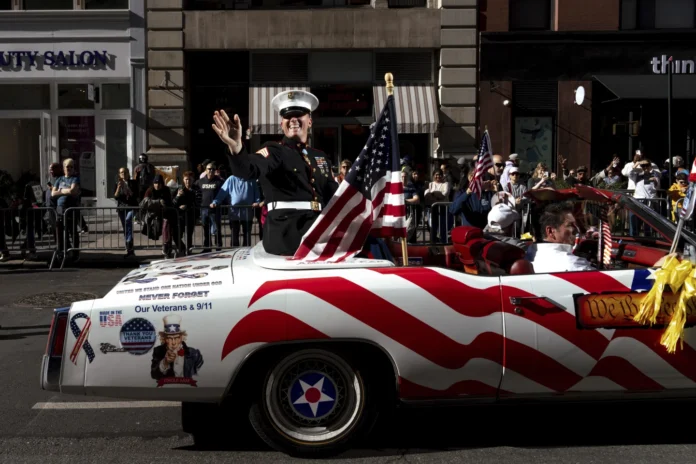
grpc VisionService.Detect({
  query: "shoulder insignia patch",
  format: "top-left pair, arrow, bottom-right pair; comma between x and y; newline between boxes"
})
256,147 -> 270,158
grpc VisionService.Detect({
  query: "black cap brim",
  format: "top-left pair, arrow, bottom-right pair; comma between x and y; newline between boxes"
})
280,107 -> 310,118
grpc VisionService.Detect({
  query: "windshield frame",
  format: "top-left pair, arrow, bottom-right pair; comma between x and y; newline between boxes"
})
618,193 -> 696,249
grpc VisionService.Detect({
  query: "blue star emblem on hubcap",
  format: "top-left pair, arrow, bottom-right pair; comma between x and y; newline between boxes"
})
289,372 -> 337,420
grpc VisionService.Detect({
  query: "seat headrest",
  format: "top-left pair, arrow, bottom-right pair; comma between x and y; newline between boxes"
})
481,240 -> 526,269
451,226 -> 483,245
510,259 -> 535,275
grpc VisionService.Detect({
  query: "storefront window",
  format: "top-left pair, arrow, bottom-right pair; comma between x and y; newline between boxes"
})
59,116 -> 96,197
0,0 -> 12,9
58,84 -> 95,110
105,119 -> 128,199
85,0 -> 129,8
0,84 -> 50,110
509,0 -> 551,31
310,85 -> 373,119
621,0 -> 695,29
101,83 -> 130,109
0,119 -> 41,182
655,0 -> 695,28
24,0 -> 73,9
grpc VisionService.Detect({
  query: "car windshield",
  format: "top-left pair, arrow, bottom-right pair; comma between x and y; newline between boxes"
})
621,194 -> 696,247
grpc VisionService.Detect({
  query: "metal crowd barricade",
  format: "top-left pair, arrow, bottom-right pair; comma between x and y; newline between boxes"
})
59,206 -> 182,270
404,202 -> 453,245
184,205 -> 263,254
0,206 -> 59,264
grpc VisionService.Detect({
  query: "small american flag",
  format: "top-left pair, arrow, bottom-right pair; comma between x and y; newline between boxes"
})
470,130 -> 494,198
293,95 -> 405,263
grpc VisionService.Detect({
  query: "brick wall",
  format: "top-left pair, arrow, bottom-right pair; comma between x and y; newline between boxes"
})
554,0 -> 620,31
478,80 -> 512,156
556,81 -> 592,172
479,0 -> 508,32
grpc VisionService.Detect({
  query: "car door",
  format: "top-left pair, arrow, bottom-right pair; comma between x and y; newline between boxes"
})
309,267 -> 506,401
499,268 -> 696,398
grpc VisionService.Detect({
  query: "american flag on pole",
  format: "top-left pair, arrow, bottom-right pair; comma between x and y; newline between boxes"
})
292,94 -> 405,263
470,130 -> 494,198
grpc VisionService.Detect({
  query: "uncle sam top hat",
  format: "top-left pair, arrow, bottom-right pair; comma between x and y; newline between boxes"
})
272,90 -> 319,118
162,315 -> 182,335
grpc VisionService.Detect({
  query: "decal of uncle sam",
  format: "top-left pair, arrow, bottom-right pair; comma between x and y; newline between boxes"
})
150,315 -> 204,387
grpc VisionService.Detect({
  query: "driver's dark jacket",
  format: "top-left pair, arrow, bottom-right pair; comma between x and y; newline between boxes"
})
227,136 -> 339,256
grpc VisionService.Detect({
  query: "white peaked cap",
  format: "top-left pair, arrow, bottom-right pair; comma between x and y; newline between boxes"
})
271,90 -> 320,117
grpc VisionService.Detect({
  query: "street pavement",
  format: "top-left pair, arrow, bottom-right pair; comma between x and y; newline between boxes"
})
1,266 -> 696,463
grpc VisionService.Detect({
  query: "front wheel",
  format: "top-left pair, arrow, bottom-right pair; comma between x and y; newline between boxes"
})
249,349 -> 378,458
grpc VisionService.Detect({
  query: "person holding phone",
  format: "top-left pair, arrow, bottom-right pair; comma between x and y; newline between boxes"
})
528,162 -> 555,190
114,167 -> 139,257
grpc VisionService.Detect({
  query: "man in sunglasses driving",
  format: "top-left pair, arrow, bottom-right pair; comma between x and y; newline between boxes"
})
211,90 -> 339,256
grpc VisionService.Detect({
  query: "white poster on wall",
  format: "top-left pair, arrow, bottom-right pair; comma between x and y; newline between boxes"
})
0,41 -> 130,80
513,117 -> 554,174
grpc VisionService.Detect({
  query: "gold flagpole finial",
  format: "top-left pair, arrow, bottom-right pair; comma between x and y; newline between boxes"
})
385,73 -> 394,96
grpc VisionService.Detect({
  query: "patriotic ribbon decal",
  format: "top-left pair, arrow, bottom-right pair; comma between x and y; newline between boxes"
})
70,313 -> 95,365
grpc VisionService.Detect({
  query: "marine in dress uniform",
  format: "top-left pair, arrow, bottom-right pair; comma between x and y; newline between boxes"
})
212,90 -> 339,256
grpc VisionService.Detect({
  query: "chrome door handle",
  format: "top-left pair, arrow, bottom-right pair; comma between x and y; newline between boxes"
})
509,296 -> 566,311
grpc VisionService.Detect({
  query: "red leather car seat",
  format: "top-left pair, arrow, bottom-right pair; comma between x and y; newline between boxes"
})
479,240 -> 526,275
451,226 -> 534,275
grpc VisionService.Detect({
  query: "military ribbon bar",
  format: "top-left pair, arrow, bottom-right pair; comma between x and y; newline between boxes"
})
70,313 -> 96,365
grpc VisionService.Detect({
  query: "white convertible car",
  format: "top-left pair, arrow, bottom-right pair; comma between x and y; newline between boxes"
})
41,187 -> 696,458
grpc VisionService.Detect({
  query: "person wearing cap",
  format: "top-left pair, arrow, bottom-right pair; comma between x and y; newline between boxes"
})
566,165 -> 590,187
499,153 -> 519,192
212,91 -> 338,256
483,202 -> 526,249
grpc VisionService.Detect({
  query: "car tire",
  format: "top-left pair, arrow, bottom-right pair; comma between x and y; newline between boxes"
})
248,348 -> 378,458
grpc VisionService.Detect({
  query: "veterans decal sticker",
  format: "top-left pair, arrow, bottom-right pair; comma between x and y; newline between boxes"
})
119,318 -> 157,355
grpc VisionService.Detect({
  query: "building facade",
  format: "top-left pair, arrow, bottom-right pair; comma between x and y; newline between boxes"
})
145,0 -> 478,179
479,0 -> 696,176
0,0 -> 146,207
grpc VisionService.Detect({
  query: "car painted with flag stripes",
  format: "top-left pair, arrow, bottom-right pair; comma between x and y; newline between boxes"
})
40,185 -> 696,458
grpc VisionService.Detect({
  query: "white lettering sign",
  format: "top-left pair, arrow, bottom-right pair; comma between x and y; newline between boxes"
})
651,55 -> 696,74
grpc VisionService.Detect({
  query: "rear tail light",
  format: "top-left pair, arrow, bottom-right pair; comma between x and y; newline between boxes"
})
48,312 -> 69,357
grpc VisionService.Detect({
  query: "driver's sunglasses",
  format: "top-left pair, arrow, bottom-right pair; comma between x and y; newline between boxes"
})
678,180 -> 687,185
640,163 -> 650,168
510,172 -> 519,176
495,163 -> 505,167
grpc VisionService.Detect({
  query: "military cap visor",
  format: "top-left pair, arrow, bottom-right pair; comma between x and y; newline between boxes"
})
272,90 -> 319,118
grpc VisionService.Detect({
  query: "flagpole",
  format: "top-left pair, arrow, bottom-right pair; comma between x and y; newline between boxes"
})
385,72 -> 409,267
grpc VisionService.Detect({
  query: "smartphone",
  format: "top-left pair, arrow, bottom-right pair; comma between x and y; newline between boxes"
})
543,171 -> 549,178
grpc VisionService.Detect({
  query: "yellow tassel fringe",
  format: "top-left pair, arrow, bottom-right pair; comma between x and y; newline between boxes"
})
633,256 -> 696,353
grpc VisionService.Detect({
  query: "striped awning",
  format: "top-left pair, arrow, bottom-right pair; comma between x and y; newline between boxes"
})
373,85 -> 439,133
249,85 -> 310,135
